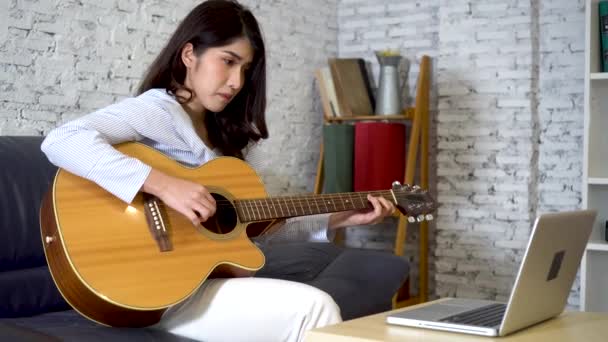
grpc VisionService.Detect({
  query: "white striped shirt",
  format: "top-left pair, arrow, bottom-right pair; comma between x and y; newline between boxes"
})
41,89 -> 332,244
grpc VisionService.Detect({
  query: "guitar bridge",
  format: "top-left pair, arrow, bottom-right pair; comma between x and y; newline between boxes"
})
143,193 -> 173,252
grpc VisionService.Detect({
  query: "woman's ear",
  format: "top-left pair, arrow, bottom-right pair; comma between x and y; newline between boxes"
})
181,43 -> 196,68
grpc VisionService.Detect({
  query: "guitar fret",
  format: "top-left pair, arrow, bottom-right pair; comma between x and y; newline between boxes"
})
255,199 -> 266,220
245,200 -> 252,222
282,196 -> 289,216
313,196 -> 321,215
292,197 -> 298,216
270,198 -> 278,219
298,197 -> 305,216
277,197 -> 284,217
260,199 -> 268,220
289,196 -> 297,216
263,200 -> 269,220
250,200 -> 257,220
236,201 -> 245,222
285,197 -> 298,216
246,200 -> 252,220
238,201 -> 244,222
343,195 -> 351,210
287,197 -> 294,216
253,200 -> 261,221
242,200 -> 249,221
358,193 -> 366,209
260,199 -> 267,219
306,197 -> 313,215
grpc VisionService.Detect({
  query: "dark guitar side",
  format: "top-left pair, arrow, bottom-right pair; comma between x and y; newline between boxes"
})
40,190 -> 165,327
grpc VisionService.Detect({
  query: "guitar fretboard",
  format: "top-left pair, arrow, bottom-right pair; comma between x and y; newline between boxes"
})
234,191 -> 394,222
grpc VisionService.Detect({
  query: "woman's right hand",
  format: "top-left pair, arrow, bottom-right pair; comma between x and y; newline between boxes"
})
142,169 -> 216,227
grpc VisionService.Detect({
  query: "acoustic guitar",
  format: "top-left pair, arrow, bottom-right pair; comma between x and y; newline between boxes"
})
40,142 -> 437,327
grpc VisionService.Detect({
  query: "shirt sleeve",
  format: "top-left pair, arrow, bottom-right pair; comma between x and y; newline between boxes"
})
252,214 -> 335,245
244,138 -> 336,244
243,140 -> 266,172
41,95 -> 172,204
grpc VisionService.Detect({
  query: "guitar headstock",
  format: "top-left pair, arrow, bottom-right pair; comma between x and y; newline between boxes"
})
391,182 -> 438,223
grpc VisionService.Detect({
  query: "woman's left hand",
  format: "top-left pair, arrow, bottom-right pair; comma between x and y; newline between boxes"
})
328,194 -> 396,229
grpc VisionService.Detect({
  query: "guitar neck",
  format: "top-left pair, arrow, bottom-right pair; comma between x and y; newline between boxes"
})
234,190 -> 394,222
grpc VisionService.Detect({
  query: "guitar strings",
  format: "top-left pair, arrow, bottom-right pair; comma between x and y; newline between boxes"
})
148,189 -> 427,204
152,193 -> 425,204
153,193 -> 430,209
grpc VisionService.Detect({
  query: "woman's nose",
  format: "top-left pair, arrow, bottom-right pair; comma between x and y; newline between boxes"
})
228,68 -> 244,90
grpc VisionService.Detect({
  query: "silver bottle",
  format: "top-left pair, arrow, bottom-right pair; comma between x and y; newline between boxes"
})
375,51 -> 402,115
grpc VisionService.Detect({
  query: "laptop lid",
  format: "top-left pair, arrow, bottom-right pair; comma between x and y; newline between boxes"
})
499,210 -> 596,336
386,210 -> 596,337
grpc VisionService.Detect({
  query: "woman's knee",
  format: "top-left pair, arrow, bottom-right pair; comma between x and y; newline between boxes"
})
294,283 -> 342,326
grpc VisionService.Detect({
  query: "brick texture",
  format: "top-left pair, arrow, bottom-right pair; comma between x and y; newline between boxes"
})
338,0 -> 584,307
0,0 -> 338,196
1,0 -> 585,307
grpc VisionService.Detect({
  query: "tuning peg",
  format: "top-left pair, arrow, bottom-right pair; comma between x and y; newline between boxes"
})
417,214 -> 425,222
425,214 -> 434,221
407,216 -> 416,223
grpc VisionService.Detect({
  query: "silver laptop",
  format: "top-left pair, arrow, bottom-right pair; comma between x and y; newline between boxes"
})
386,210 -> 597,337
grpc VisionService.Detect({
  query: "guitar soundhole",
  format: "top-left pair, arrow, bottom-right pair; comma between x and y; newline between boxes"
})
200,193 -> 237,235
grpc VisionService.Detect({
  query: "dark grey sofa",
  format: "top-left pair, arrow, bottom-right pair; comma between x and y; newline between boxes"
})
0,135 -> 408,341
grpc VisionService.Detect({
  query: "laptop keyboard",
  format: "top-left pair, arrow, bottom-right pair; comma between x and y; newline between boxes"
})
439,303 -> 506,327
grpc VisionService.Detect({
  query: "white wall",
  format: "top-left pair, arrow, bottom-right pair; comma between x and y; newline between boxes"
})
0,0 -> 586,307
337,0 -> 584,307
0,0 -> 338,195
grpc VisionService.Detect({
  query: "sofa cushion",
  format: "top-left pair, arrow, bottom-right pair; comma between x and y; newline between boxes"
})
307,247 -> 409,320
0,136 -> 56,270
255,242 -> 409,320
2,310 -> 197,341
0,267 -> 69,318
0,136 -> 67,317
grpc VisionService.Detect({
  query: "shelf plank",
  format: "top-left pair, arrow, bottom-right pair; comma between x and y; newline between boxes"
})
590,72 -> 608,80
326,107 -> 414,122
587,242 -> 608,252
588,177 -> 608,185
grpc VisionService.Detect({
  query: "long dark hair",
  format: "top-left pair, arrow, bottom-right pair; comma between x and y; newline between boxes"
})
138,0 -> 267,158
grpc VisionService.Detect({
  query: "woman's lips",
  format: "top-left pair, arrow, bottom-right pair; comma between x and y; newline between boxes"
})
218,93 -> 232,101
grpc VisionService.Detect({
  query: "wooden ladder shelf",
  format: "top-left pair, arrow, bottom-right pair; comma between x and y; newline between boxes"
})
313,55 -> 431,308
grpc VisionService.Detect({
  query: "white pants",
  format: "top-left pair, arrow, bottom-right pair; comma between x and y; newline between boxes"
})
155,277 -> 342,342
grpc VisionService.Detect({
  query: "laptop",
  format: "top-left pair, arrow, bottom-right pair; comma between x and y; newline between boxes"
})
386,210 -> 597,337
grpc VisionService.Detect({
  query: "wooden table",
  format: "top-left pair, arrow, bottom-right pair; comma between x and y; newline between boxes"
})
305,300 -> 608,342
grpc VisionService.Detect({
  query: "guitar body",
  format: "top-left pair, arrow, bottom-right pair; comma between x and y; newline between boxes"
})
40,143 -> 267,327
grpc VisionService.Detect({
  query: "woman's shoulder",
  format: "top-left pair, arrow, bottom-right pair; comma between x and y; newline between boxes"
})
243,140 -> 268,170
136,89 -> 177,108
136,89 -> 188,118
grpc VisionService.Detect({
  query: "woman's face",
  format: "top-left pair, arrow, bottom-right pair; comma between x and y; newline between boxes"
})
182,37 -> 254,114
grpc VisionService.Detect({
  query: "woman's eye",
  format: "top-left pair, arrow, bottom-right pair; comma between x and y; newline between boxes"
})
224,59 -> 234,66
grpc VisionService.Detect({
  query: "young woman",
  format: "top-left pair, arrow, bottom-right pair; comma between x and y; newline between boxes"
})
42,1 -> 402,341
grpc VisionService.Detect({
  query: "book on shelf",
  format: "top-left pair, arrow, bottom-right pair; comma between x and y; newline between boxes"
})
322,124 -> 354,193
601,1 -> 608,72
314,67 -> 342,119
353,122 -> 405,192
356,59 -> 376,110
328,58 -> 374,117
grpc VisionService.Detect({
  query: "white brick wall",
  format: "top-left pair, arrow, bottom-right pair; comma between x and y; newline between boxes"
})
1,0 -> 586,307
337,0 -> 440,297
0,0 -> 338,195
338,0 -> 584,307
537,0 -> 585,307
